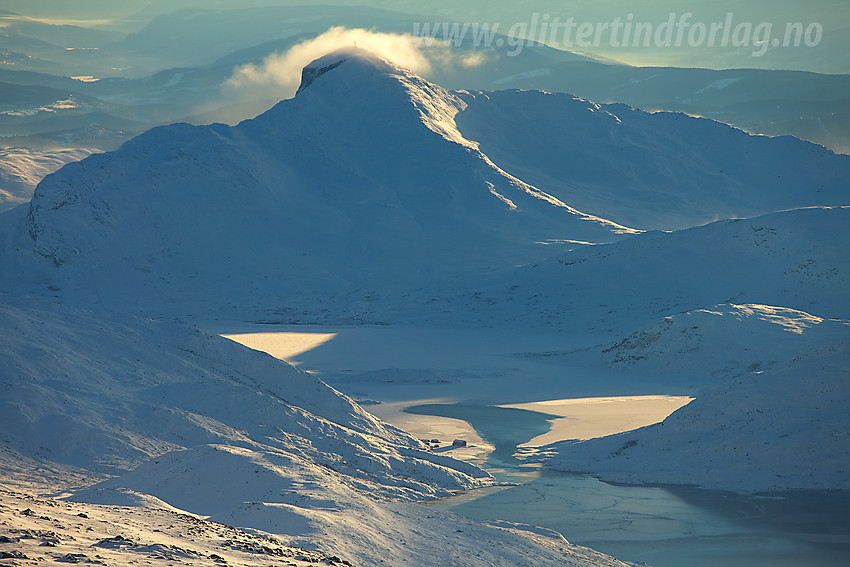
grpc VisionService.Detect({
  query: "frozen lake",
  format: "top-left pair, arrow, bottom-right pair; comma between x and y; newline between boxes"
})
412,403 -> 850,567
219,325 -> 850,567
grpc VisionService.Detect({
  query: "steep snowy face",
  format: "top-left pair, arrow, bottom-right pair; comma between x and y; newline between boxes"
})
242,48 -> 630,235
295,57 -> 346,95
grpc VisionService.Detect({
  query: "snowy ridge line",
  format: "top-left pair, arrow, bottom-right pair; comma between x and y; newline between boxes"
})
475,146 -> 641,235
0,297 -> 489,493
380,51 -> 642,235
304,51 -> 640,235
453,87 -> 850,231
5,48 -> 644,319
602,302 -> 849,376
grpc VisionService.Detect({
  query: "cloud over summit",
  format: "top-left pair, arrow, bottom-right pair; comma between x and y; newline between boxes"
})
226,27 -> 433,97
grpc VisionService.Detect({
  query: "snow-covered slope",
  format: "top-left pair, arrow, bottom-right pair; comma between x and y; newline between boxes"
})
454,90 -> 850,229
0,297 -> 635,567
1,47 -> 849,508
481,61 -> 850,156
529,341 -> 850,492
0,147 -> 97,213
601,303 -> 850,386
0,489 -> 635,567
437,206 -> 850,333
0,297 -> 482,491
0,489 -> 357,567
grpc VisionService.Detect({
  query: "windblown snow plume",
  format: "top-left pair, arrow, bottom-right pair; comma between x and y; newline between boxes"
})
227,27 -> 433,97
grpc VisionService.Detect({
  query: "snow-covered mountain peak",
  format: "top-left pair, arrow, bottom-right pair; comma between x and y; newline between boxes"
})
7,49 -> 647,317
289,48 -> 472,148
295,48 -> 396,94
295,53 -> 348,95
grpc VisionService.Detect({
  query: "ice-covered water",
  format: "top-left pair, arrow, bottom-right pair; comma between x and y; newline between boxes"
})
415,404 -> 850,567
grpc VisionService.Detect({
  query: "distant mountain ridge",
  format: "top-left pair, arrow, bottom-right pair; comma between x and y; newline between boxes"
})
2,4 -> 848,154
1,48 -> 848,326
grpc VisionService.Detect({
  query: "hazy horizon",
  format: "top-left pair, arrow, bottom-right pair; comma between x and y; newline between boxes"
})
2,0 -> 848,74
